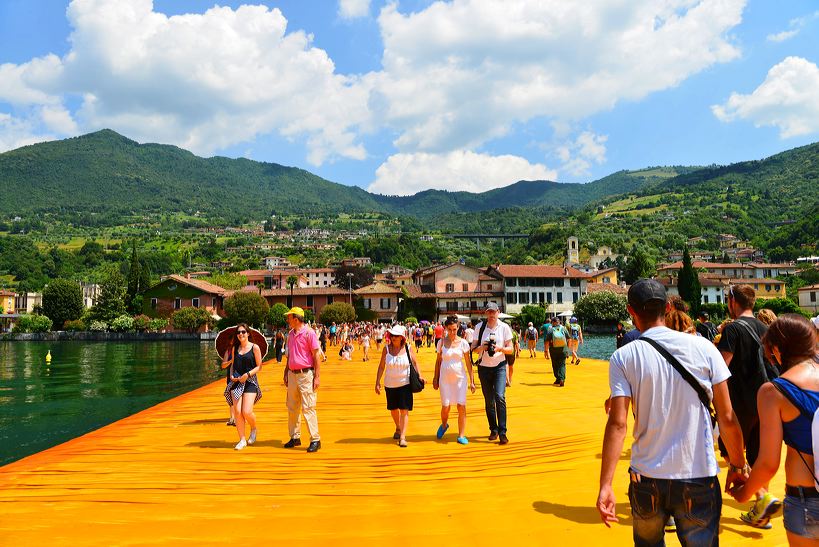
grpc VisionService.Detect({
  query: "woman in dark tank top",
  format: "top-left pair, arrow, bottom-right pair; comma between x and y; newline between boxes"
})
222,323 -> 263,451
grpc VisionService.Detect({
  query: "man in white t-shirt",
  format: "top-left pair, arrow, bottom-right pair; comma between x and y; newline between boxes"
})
471,302 -> 514,445
597,279 -> 748,544
464,323 -> 475,345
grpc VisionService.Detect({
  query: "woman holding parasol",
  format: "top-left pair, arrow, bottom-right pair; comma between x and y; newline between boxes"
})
217,324 -> 269,450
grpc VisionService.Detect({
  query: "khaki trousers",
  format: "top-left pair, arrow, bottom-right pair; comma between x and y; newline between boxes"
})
287,369 -> 320,441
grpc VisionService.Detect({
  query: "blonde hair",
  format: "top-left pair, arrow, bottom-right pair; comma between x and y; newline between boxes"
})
756,308 -> 777,326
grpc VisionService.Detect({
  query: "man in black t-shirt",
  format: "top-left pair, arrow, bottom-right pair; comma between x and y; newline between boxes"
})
695,311 -> 717,341
717,284 -> 780,529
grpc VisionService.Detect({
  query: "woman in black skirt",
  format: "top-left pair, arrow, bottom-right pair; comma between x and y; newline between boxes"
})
375,325 -> 424,447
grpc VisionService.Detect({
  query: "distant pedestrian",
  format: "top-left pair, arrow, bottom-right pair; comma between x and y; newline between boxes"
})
434,316 -> 476,445
283,307 -> 322,453
568,317 -> 583,365
615,322 -> 626,349
525,322 -> 538,358
695,311 -> 718,342
375,325 -> 424,447
544,317 -> 570,387
275,329 -> 285,363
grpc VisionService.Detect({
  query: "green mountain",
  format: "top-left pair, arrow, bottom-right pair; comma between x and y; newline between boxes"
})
0,130 -> 683,221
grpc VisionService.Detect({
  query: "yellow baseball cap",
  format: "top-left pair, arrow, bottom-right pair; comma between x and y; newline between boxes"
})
286,306 -> 305,317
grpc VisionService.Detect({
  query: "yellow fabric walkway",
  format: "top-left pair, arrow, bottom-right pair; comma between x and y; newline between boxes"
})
0,345 -> 787,546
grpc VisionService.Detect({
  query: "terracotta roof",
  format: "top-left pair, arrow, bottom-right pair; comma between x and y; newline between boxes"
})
166,274 -> 228,295
402,284 -> 426,299
798,284 -> 819,291
239,269 -> 308,277
355,282 -> 402,296
747,263 -> 796,269
260,287 -> 348,297
586,283 -> 628,295
494,264 -> 590,279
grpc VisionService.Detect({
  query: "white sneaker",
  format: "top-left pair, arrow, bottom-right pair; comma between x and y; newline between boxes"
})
234,439 -> 247,450
248,429 -> 257,445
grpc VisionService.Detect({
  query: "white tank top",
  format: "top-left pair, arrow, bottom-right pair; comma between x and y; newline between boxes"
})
384,347 -> 411,388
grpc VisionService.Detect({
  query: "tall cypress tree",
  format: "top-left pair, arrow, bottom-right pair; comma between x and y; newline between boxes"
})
126,241 -> 142,314
678,247 -> 701,312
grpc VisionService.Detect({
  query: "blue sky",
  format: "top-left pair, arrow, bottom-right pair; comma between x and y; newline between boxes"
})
1,0 -> 818,195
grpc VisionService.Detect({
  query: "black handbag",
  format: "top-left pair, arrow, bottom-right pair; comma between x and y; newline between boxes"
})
405,345 -> 425,393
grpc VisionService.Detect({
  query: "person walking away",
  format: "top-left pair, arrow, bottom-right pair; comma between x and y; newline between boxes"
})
283,307 -> 322,453
329,322 -> 337,346
507,324 -> 519,387
375,324 -> 384,350
545,317 -> 570,387
471,302 -> 514,445
362,331 -> 371,361
540,319 -> 552,361
597,279 -> 748,545
375,325 -> 424,447
729,315 -> 819,544
318,326 -> 328,356
719,284 -> 782,528
223,323 -> 263,450
525,322 -> 539,358
464,322 -> 475,345
695,312 -> 718,342
568,317 -> 584,365
433,316 -> 476,445
414,325 -> 424,351
434,321 -> 445,349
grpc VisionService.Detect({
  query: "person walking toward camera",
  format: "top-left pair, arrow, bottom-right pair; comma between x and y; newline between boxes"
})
283,307 -> 322,453
374,325 -> 424,447
433,316 -> 476,445
544,317 -> 570,387
471,302 -> 514,445
597,279 -> 748,545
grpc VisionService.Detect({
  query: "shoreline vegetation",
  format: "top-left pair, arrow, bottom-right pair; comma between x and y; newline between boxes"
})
3,331 -> 217,342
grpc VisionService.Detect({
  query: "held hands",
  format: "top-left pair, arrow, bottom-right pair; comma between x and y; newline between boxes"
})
469,380 -> 476,393
725,464 -> 751,500
596,485 -> 619,527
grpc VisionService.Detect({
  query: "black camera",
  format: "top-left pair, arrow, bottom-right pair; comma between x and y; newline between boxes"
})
486,332 -> 496,357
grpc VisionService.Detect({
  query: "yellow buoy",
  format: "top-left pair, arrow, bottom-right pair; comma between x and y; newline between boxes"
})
45,350 -> 52,363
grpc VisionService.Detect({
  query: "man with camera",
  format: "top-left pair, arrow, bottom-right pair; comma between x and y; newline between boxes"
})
471,302 -> 514,445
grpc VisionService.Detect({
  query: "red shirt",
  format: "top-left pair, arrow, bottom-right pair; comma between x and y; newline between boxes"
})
434,324 -> 444,338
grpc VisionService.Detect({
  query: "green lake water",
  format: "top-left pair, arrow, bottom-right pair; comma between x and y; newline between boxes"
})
0,341 -> 223,466
0,334 -> 617,466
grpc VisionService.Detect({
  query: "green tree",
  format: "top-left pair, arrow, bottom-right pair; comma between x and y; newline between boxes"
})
126,241 -> 143,314
172,307 -> 215,333
319,302 -> 356,325
223,291 -> 270,328
754,297 -> 805,317
333,265 -> 374,291
267,302 -> 290,328
203,273 -> 247,291
623,245 -> 656,284
42,278 -> 84,330
574,291 -> 629,324
677,247 -> 701,314
518,304 -> 547,330
89,267 -> 127,322
13,314 -> 53,333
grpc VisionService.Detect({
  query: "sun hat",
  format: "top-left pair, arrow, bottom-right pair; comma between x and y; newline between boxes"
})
286,306 -> 305,317
388,325 -> 407,338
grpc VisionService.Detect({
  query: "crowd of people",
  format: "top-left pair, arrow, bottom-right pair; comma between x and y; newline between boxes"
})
599,281 -> 819,546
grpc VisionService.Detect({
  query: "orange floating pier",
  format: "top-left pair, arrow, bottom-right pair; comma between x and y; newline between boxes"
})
0,347 -> 787,545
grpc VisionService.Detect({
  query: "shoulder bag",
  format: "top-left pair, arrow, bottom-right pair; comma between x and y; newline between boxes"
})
405,345 -> 425,393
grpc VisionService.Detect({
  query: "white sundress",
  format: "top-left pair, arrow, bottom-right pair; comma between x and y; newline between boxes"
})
437,338 -> 470,406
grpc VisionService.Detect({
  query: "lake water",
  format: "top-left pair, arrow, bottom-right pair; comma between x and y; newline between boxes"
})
0,334 -> 617,466
0,341 -> 222,466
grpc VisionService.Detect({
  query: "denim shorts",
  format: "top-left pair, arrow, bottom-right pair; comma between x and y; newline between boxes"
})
784,493 -> 819,539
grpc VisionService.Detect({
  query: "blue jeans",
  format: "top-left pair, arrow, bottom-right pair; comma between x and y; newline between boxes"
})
784,491 -> 819,539
628,473 -> 721,547
477,364 -> 507,435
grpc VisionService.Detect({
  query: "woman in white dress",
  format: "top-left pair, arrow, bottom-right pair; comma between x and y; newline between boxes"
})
433,315 -> 476,445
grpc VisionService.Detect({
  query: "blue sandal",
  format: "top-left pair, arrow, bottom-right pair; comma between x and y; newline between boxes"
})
436,423 -> 450,439
457,436 -> 469,445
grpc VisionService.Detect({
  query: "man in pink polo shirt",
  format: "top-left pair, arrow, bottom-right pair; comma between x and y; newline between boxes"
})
283,307 -> 322,453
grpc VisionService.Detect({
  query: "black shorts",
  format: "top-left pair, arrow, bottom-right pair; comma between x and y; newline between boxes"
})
385,384 -> 413,411
243,382 -> 260,395
507,353 -> 516,366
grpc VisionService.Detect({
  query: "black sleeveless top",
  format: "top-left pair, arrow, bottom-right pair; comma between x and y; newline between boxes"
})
233,345 -> 256,375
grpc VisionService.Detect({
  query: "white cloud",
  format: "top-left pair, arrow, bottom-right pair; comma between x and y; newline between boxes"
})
0,0 -> 371,164
766,11 -> 818,43
0,113 -> 55,152
556,131 -> 609,177
369,0 -> 745,154
368,150 -> 556,195
712,56 -> 819,138
339,0 -> 370,19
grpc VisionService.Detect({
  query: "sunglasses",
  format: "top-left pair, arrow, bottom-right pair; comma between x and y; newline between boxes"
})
237,330 -> 248,335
